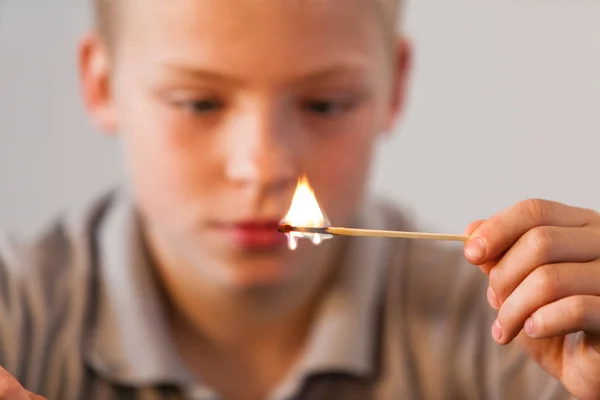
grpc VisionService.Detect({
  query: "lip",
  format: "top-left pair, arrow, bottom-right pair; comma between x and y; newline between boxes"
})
212,220 -> 288,249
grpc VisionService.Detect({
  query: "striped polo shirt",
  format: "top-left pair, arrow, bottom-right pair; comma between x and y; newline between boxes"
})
0,189 -> 571,399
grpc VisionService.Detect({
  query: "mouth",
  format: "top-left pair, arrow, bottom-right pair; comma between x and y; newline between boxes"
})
211,220 -> 288,249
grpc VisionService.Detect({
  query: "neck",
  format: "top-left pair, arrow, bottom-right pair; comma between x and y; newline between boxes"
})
144,227 -> 345,400
166,264 -> 333,353
144,227 -> 345,361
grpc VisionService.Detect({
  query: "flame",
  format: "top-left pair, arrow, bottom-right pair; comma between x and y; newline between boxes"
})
281,175 -> 332,250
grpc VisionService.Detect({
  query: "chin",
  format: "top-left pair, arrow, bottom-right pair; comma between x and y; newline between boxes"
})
201,239 -> 324,291
219,256 -> 300,290
232,265 -> 295,289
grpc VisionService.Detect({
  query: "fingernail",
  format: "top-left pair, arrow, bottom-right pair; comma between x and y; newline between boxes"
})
492,320 -> 503,343
524,318 -> 535,337
487,286 -> 499,310
466,237 -> 486,261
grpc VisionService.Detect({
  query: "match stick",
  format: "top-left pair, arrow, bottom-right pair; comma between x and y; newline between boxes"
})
278,224 -> 469,242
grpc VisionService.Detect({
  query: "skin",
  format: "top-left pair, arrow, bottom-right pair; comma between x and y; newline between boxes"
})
1,1 -> 599,399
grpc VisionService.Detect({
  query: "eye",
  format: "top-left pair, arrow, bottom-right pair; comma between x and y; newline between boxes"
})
303,99 -> 358,117
305,100 -> 341,115
179,98 -> 224,114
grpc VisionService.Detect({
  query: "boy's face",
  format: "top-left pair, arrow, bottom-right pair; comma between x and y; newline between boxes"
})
81,0 -> 409,288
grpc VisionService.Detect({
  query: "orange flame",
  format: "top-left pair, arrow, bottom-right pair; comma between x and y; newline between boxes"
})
281,175 -> 332,250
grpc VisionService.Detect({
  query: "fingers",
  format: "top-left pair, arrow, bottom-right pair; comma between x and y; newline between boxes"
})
0,366 -> 30,400
464,219 -> 485,236
488,226 -> 600,308
524,295 -> 600,339
466,199 -> 599,264
494,261 -> 600,344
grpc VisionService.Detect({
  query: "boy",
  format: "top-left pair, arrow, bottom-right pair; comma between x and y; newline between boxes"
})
1,0 -> 600,399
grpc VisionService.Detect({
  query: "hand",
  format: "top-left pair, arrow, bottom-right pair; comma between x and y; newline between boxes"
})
464,199 -> 600,400
0,366 -> 45,400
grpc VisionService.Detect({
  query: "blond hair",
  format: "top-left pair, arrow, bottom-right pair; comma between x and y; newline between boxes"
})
93,0 -> 402,47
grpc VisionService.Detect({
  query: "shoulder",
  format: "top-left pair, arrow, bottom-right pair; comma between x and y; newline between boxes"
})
0,190 -> 117,375
364,199 -> 571,399
0,190 -> 116,292
365,197 -> 487,313
369,199 -> 494,397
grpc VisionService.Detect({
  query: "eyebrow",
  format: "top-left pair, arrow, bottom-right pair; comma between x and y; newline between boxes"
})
158,64 -> 242,84
157,61 -> 369,86
294,64 -> 370,84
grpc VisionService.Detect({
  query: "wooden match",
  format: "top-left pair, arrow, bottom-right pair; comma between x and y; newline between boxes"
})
278,224 -> 469,242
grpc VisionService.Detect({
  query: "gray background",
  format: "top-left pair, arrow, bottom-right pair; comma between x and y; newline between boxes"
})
1,0 -> 599,235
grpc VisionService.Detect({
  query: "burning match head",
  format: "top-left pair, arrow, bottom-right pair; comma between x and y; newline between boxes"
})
277,223 -> 333,250
278,224 -> 294,233
277,224 -> 329,234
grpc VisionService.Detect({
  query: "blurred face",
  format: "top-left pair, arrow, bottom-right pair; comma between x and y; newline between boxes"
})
81,0 -> 408,290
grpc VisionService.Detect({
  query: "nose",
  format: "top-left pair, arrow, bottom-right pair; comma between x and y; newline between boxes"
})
223,104 -> 298,192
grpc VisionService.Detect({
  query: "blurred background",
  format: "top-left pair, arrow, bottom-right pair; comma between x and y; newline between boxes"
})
1,0 -> 599,235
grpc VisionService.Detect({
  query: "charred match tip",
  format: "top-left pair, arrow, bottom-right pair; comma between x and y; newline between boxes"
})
278,224 -> 293,233
278,225 -> 330,234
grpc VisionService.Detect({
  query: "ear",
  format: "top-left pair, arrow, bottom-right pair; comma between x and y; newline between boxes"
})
78,32 -> 118,134
383,36 -> 412,133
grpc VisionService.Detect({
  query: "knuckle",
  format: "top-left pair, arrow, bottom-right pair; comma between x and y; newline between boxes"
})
519,198 -> 548,224
524,226 -> 554,256
531,265 -> 561,298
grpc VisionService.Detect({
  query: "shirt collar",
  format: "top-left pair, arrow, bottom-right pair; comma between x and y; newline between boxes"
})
84,190 -> 194,386
85,192 -> 393,391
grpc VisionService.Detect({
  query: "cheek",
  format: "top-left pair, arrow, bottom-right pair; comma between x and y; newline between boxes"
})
115,86 -> 218,230
306,121 -> 380,226
305,100 -> 385,224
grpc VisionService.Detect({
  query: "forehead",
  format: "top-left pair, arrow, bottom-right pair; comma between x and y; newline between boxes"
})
117,0 -> 389,81
118,0 -> 392,25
